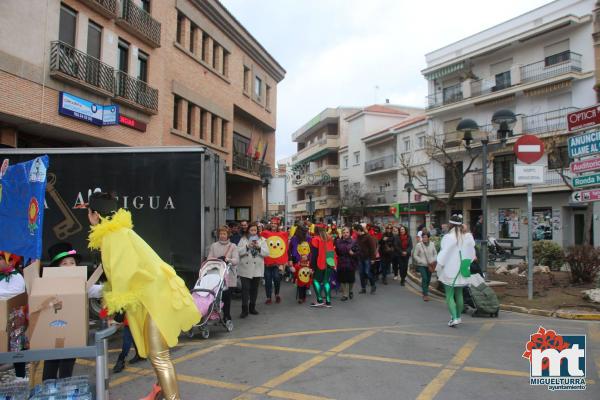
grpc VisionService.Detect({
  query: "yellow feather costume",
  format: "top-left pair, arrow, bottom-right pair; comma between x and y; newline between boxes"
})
88,209 -> 200,357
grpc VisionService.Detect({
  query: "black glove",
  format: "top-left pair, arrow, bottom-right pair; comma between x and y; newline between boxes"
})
113,312 -> 125,323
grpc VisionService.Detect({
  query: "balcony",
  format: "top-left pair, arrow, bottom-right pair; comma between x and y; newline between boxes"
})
521,107 -> 578,135
426,83 -> 463,109
232,152 -> 271,178
116,0 -> 161,48
366,189 -> 397,205
291,165 -> 339,188
291,136 -> 338,163
426,178 -> 446,194
290,195 -> 339,213
49,41 -> 114,96
78,0 -> 117,18
520,52 -> 582,83
470,72 -> 512,97
364,154 -> 398,174
114,71 -> 158,114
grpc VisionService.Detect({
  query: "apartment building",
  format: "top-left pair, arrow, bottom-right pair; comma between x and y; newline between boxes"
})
422,0 -> 595,248
0,0 -> 284,221
287,107 -> 360,222
339,104 -> 423,224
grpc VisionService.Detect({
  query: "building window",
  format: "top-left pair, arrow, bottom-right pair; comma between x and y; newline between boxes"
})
417,135 -> 426,149
233,132 -> 250,155
201,34 -> 209,62
353,151 -> 360,165
254,76 -> 262,100
493,154 -> 516,189
266,85 -> 271,109
544,39 -> 570,67
222,50 -> 229,76
212,42 -> 218,69
403,138 -> 411,153
187,102 -> 193,135
189,23 -> 196,53
173,95 -> 181,129
200,109 -> 207,140
59,4 -> 77,47
117,39 -> 129,73
86,20 -> 102,59
243,66 -> 250,93
221,121 -> 227,147
137,50 -> 148,82
343,156 -> 349,169
140,0 -> 150,13
211,115 -> 218,143
176,12 -> 184,44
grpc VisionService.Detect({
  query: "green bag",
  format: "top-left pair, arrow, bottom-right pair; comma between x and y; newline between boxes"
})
459,250 -> 472,278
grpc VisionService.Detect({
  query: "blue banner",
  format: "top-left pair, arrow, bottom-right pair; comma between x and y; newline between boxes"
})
58,92 -> 119,126
0,156 -> 49,260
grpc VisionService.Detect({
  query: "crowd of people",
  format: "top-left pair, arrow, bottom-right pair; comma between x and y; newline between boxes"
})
213,214 -> 476,328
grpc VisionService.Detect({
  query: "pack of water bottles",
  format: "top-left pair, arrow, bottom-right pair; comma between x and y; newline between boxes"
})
0,376 -> 92,400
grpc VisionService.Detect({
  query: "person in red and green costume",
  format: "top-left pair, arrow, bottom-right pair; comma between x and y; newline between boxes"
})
309,226 -> 337,308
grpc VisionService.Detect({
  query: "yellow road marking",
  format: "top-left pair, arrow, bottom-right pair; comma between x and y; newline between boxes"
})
261,355 -> 329,389
416,322 -> 495,400
267,389 -> 335,400
328,330 -> 377,353
236,326 -> 393,342
177,373 -> 251,391
463,366 -> 528,378
172,343 -> 226,365
338,353 -> 443,368
233,342 -> 322,354
383,329 -> 462,339
249,387 -> 270,394
416,368 -> 457,400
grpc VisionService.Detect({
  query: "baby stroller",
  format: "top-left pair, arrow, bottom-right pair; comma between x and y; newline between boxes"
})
487,236 -> 510,262
188,259 -> 234,339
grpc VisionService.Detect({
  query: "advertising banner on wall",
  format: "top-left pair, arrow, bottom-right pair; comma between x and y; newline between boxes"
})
58,92 -> 119,127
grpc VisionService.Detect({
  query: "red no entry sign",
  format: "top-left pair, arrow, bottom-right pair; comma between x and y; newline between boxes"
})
514,135 -> 544,164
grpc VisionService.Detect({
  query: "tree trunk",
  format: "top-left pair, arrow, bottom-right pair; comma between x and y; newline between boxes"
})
584,204 -> 594,246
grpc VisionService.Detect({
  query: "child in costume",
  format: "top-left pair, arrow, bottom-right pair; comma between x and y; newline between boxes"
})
87,193 -> 200,400
309,227 -> 337,308
288,224 -> 312,303
293,255 -> 313,304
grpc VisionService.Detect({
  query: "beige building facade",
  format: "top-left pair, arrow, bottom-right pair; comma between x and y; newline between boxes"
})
0,0 -> 284,221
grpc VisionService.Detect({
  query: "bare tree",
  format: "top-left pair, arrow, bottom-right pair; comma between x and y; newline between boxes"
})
545,135 -> 594,245
398,133 -> 479,221
339,181 -> 368,223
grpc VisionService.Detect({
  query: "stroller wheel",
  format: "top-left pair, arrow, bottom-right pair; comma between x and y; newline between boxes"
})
225,319 -> 234,332
201,328 -> 210,339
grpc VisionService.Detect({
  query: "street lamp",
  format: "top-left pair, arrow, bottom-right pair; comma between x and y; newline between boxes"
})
457,109 -> 516,277
261,168 -> 272,221
404,181 -> 414,236
307,191 -> 314,222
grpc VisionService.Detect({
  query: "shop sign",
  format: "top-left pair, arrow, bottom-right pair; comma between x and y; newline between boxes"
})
567,105 -> 600,132
568,131 -> 600,158
119,115 -> 147,132
572,172 -> 600,188
58,92 -> 119,126
571,189 -> 600,203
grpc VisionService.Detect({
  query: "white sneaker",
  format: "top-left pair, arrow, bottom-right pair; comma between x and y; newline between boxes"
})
306,289 -> 312,296
448,319 -> 459,327
393,276 -> 398,280
456,318 -> 462,324
13,377 -> 28,383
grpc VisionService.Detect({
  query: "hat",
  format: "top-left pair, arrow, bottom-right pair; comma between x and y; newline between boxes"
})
47,242 -> 81,267
88,192 -> 118,218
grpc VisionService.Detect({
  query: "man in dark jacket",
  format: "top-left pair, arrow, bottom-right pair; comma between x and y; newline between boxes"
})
354,224 -> 377,294
379,225 -> 399,285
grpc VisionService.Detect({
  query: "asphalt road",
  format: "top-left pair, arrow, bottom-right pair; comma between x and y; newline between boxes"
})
75,277 -> 600,400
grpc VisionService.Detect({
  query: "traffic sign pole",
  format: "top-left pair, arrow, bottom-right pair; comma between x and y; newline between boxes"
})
527,184 -> 533,301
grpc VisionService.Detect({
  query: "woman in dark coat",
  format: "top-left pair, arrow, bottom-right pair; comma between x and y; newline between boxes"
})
397,224 -> 413,286
335,227 -> 358,301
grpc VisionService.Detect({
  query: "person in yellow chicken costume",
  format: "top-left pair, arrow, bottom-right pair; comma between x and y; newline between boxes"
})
87,193 -> 200,400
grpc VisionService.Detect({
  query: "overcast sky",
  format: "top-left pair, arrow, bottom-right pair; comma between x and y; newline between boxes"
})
221,0 -> 551,162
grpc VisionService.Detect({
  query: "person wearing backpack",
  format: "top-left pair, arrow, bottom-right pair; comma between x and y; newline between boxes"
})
436,214 -> 475,327
412,232 -> 437,301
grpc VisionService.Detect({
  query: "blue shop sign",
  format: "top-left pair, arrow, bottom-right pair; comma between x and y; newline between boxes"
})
58,92 -> 119,126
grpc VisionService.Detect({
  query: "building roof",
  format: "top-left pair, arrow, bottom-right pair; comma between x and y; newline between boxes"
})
363,115 -> 427,141
345,104 -> 411,121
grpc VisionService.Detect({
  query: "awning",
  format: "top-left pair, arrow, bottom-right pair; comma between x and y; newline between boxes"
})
424,61 -> 466,81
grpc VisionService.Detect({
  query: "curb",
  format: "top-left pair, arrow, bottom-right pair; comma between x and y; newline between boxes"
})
406,269 -> 600,321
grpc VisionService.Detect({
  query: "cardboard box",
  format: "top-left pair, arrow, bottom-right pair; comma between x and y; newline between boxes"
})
27,264 -> 89,350
0,292 -> 28,331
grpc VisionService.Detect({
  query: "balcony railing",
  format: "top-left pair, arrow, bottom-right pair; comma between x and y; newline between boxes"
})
471,72 -> 512,97
366,189 -> 397,205
426,178 -> 446,194
78,0 -> 117,18
117,0 -> 161,48
364,154 -> 397,173
426,83 -> 463,109
50,41 -> 115,95
520,51 -> 582,83
233,151 -> 271,177
115,71 -> 158,113
522,107 -> 579,135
